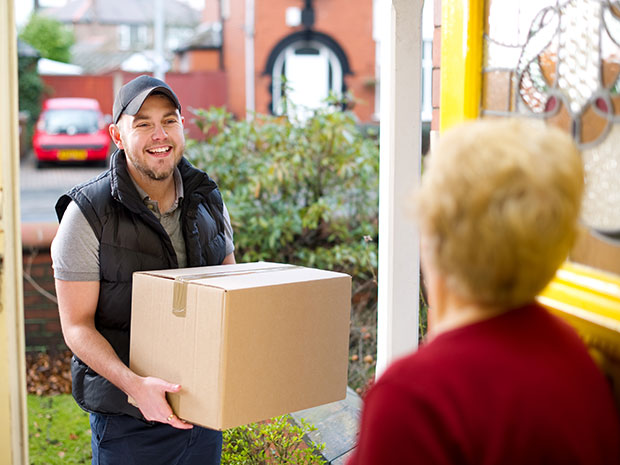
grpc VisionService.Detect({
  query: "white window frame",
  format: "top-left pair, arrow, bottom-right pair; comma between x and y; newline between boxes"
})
271,40 -> 344,117
118,24 -> 131,51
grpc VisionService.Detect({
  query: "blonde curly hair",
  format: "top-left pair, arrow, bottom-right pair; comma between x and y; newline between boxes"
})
416,118 -> 584,308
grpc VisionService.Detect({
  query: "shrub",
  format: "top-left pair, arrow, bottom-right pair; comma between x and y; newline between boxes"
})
186,101 -> 379,283
222,416 -> 325,465
18,12 -> 73,132
19,13 -> 75,63
18,55 -> 44,135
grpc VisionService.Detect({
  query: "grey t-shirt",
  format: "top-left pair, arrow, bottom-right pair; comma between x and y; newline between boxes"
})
52,170 -> 234,281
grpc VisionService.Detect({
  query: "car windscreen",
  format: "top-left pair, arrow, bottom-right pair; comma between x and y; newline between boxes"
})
43,109 -> 100,135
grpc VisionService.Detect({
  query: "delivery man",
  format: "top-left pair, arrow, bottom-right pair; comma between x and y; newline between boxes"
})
52,75 -> 235,465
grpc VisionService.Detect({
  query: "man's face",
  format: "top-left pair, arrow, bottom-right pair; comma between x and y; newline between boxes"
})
111,93 -> 185,182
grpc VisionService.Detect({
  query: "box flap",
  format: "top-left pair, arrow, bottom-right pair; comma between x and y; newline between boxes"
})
136,262 -> 288,281
136,263 -> 350,316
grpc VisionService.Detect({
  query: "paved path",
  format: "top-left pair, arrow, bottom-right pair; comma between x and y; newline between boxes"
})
20,152 -> 107,223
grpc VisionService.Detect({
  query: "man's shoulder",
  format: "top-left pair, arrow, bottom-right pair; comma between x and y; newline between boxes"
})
179,158 -> 218,192
56,170 -> 112,222
67,170 -> 114,210
71,170 -> 112,198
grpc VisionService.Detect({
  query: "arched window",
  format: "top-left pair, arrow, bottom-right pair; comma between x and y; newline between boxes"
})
264,31 -> 352,119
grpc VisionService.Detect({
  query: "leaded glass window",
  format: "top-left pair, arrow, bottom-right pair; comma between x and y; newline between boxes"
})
483,0 -> 620,236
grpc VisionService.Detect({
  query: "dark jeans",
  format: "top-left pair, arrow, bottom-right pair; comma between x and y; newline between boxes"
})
90,413 -> 222,465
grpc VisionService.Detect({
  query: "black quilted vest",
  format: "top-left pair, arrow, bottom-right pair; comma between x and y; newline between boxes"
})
55,149 -> 227,417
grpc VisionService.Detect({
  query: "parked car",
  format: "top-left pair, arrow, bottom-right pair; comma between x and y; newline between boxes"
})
32,98 -> 111,168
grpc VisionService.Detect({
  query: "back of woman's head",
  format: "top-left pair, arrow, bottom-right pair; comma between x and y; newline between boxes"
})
416,118 -> 584,308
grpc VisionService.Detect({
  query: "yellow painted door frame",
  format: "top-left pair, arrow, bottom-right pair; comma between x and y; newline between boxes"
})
0,1 -> 29,464
439,0 -> 484,131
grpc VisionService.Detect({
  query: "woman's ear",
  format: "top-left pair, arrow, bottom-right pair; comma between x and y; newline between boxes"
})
108,123 -> 124,150
420,234 -> 444,334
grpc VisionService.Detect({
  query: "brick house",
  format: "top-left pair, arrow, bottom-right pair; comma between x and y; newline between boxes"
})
43,0 -> 200,74
176,0 -> 379,123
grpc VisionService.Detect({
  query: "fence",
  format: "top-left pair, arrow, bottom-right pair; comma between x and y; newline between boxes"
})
41,71 -> 228,140
23,247 -> 63,352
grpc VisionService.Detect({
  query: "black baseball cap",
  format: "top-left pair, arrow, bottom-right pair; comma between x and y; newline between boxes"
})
112,75 -> 181,124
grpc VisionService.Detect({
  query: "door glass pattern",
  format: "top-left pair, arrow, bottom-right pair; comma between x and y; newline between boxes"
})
483,0 -> 620,234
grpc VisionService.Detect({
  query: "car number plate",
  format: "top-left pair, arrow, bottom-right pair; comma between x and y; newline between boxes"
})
58,149 -> 87,161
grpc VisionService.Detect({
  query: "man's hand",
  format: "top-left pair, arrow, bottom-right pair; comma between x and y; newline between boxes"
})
129,377 -> 193,429
55,280 -> 192,430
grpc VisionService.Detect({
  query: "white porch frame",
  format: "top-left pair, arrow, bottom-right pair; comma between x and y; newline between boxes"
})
0,1 -> 28,463
376,0 -> 423,377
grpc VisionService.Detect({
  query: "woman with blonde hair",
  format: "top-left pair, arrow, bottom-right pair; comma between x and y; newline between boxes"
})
348,119 -> 620,464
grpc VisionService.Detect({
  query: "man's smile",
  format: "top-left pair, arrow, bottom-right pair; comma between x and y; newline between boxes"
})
146,145 -> 173,157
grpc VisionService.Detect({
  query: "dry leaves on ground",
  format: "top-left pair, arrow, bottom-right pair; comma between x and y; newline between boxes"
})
26,350 -> 72,395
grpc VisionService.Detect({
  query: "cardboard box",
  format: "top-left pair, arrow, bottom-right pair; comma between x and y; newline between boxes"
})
129,262 -> 352,430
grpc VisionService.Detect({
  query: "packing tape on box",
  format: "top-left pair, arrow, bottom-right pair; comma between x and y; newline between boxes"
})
172,265 -> 301,317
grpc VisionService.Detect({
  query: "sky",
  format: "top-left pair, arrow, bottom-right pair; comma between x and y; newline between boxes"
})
14,0 -> 206,27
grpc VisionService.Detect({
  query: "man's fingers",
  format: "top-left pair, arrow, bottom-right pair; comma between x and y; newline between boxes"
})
167,413 -> 193,430
163,382 -> 182,393
135,377 -> 187,425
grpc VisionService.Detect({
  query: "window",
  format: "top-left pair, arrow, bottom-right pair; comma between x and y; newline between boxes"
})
483,0 -> 620,235
118,25 -> 131,51
136,26 -> 149,48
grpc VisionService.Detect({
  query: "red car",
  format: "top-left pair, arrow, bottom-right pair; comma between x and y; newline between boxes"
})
32,98 -> 111,167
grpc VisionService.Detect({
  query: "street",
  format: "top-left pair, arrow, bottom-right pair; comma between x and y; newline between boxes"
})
20,151 -> 107,223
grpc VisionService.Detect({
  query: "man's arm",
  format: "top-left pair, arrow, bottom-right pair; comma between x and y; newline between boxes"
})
221,203 -> 235,264
55,279 -> 192,429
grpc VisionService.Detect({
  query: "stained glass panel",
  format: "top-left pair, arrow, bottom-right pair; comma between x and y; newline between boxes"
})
483,0 -> 620,234
482,71 -> 511,112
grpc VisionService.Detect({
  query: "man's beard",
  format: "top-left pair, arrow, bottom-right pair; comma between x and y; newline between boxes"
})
126,147 -> 182,181
135,163 -> 175,181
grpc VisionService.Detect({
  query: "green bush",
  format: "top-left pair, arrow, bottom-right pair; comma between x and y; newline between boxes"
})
222,416 -> 325,465
19,14 -> 75,63
17,12 -> 72,132
187,102 -> 379,282
18,56 -> 44,132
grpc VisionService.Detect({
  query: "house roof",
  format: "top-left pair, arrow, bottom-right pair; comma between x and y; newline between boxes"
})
69,41 -> 136,74
17,39 -> 40,58
38,58 -> 83,75
175,23 -> 222,52
70,42 -> 176,74
44,0 -> 200,27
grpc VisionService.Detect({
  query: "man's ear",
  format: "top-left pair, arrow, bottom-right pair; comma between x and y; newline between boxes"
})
109,123 -> 124,149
